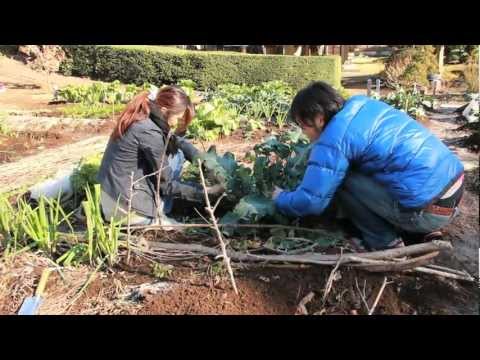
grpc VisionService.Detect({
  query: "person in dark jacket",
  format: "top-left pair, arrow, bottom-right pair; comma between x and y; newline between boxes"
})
273,81 -> 465,251
98,85 -> 223,227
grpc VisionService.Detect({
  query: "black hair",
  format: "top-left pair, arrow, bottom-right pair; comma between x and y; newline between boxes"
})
289,81 -> 345,128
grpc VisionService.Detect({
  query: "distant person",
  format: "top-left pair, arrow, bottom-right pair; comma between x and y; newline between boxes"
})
272,81 -> 464,251
97,85 -> 223,227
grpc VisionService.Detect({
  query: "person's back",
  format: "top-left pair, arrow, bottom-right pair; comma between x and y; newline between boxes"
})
318,95 -> 464,209
98,118 -> 162,219
274,82 -> 464,250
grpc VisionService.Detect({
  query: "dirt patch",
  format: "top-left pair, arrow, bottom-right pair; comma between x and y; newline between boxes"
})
1,248 -> 478,315
0,120 -> 114,164
0,56 -> 95,112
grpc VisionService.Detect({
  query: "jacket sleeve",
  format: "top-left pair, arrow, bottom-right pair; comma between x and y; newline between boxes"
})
275,142 -> 349,218
176,135 -> 200,163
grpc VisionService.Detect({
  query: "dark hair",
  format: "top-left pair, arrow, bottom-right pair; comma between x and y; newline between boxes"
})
111,85 -> 194,140
289,81 -> 345,128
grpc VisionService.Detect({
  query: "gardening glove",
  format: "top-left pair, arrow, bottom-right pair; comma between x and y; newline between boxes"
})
170,181 -> 204,202
206,184 -> 225,197
272,186 -> 284,201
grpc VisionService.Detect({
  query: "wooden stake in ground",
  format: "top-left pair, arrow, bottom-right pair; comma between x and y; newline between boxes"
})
197,159 -> 238,295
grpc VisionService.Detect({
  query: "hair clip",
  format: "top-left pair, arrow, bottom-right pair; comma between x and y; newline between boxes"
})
148,85 -> 159,101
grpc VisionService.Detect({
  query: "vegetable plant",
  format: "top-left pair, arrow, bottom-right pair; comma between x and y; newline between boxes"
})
82,184 -> 123,266
18,194 -> 73,256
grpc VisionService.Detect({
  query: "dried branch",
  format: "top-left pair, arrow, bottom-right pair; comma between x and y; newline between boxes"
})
123,222 -> 340,235
368,276 -> 388,315
412,266 -> 475,282
197,159 -> 238,295
322,248 -> 344,304
129,239 -> 452,268
155,131 -> 173,224
126,172 -> 134,263
295,291 -> 315,315
355,277 -> 370,314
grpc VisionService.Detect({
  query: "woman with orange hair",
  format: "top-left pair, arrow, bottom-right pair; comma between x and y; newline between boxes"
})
98,85 -> 223,226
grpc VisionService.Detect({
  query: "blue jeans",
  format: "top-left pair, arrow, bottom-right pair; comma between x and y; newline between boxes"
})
335,172 -> 459,250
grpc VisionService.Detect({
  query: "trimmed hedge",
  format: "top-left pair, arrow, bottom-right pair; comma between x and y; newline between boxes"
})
60,45 -> 341,90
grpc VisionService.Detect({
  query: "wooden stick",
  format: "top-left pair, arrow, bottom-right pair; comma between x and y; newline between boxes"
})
133,239 -> 451,268
355,277 -> 370,314
126,172 -> 134,264
155,131 -> 173,224
412,266 -> 475,282
368,276 -> 388,315
124,222 -> 346,236
197,159 -> 238,295
349,252 -> 440,272
296,291 -> 315,315
322,248 -> 343,304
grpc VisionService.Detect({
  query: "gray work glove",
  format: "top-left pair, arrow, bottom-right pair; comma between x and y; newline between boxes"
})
206,184 -> 226,197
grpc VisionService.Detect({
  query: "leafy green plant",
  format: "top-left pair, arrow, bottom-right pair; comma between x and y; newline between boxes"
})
61,103 -> 126,119
188,99 -> 240,141
178,79 -> 196,99
18,195 -> 73,256
71,153 -> 104,200
191,129 -> 314,237
151,263 -> 173,279
82,184 -> 123,266
57,80 -> 148,105
376,86 -> 432,120
210,81 -> 293,123
0,194 -> 26,256
0,111 -> 11,136
56,243 -> 89,266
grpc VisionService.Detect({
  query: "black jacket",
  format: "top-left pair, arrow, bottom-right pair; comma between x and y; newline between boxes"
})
97,117 -> 200,218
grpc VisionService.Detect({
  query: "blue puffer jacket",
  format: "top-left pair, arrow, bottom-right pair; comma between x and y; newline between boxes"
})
275,95 -> 464,217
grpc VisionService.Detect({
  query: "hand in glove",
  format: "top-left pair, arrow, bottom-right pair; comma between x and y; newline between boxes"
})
206,184 -> 225,197
271,186 -> 284,201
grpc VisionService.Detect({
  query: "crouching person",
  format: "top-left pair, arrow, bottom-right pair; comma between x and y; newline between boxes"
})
272,81 -> 464,251
98,85 -> 223,227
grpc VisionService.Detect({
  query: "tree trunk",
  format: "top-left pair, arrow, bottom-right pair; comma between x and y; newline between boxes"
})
438,45 -> 445,75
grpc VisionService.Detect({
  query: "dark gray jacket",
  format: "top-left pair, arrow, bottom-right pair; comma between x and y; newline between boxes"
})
97,117 -> 201,218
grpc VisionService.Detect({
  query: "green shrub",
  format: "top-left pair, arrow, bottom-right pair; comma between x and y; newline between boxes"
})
383,46 -> 438,87
60,45 -> 342,91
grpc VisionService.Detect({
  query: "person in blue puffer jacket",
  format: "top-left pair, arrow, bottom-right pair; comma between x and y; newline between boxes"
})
273,81 -> 465,251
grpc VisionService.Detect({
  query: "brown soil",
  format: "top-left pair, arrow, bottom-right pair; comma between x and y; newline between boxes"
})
0,120 -> 114,164
2,251 -> 476,315
0,56 -> 95,112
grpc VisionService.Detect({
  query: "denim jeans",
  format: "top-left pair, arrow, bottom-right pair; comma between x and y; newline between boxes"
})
335,171 -> 460,250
